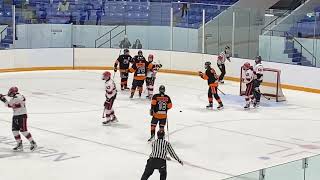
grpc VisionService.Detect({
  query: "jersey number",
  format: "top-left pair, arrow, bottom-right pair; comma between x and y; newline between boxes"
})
158,101 -> 167,111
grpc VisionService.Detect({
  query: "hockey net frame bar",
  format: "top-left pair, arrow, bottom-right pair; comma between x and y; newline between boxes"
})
240,67 -> 286,102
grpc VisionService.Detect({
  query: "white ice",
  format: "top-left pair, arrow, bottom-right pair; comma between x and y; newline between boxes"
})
0,70 -> 320,180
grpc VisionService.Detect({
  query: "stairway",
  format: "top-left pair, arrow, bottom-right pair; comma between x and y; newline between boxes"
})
0,27 -> 13,49
283,36 -> 313,66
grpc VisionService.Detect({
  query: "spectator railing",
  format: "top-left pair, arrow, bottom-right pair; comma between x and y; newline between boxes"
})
95,25 -> 126,48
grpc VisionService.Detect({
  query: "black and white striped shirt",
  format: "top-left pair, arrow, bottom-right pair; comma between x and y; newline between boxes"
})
150,139 -> 182,162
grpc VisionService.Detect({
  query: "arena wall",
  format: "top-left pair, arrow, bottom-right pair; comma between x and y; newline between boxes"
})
0,48 -> 319,93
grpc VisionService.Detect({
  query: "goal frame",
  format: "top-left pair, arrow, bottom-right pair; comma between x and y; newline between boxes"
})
240,67 -> 286,102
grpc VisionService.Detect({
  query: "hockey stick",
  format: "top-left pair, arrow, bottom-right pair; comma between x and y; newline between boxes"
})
166,118 -> 170,142
102,107 -> 106,118
260,92 -> 271,100
217,88 -> 226,95
113,49 -> 122,80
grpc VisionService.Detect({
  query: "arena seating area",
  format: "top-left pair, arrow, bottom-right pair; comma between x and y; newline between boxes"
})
288,6 -> 320,38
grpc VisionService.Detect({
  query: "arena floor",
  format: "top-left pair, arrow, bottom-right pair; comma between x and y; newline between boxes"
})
0,70 -> 320,180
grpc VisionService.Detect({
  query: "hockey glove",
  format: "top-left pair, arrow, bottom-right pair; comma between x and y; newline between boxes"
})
0,94 -> 6,103
149,109 -> 153,116
178,160 -> 184,166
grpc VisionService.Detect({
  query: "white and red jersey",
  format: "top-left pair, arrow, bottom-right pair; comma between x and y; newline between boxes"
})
5,93 -> 27,116
254,63 -> 264,81
243,68 -> 254,84
147,62 -> 160,78
217,51 -> 231,65
105,79 -> 117,99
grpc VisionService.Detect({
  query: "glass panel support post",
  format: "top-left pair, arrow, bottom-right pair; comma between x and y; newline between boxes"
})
259,169 -> 265,180
202,9 -> 205,54
170,7 -> 173,51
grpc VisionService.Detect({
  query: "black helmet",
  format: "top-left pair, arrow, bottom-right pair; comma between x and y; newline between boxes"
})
205,61 -> 211,69
225,46 -> 230,50
255,56 -> 262,64
138,50 -> 143,55
124,48 -> 129,54
159,85 -> 165,94
157,130 -> 165,139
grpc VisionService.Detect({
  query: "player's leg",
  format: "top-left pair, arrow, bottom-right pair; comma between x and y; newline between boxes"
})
244,82 -> 253,109
159,119 -> 166,132
103,98 -> 117,124
18,115 -> 37,151
130,80 -> 138,98
206,87 -> 214,108
109,94 -> 117,122
253,80 -> 261,107
120,72 -> 125,90
138,80 -> 144,97
213,86 -> 224,109
149,118 -> 158,141
146,77 -> 154,99
141,159 -> 155,180
12,116 -> 23,151
123,72 -> 130,90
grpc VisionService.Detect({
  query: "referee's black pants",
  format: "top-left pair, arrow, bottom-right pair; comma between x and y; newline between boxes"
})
141,158 -> 167,180
218,63 -> 226,81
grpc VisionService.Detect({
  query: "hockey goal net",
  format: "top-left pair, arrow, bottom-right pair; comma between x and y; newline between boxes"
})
240,67 -> 286,102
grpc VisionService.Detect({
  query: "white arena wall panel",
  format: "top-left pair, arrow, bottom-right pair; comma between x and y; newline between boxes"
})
0,48 -> 319,93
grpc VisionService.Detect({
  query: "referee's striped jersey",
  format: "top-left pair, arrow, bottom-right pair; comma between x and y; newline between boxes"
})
149,139 -> 181,162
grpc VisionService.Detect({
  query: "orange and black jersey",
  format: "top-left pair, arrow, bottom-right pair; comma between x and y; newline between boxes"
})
114,54 -> 132,70
129,58 -> 153,80
200,68 -> 219,85
151,93 -> 172,119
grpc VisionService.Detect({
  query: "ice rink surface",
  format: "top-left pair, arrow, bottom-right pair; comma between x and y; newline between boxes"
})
0,70 -> 320,180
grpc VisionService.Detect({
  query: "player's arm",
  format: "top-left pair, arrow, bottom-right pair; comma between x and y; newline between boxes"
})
198,71 -> 208,80
150,96 -> 157,116
114,58 -> 120,72
128,63 -> 137,73
167,96 -> 172,110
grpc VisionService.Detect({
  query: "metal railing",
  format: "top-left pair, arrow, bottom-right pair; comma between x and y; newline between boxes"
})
261,0 -> 305,35
266,29 -> 318,67
0,25 -> 8,42
94,25 -> 127,48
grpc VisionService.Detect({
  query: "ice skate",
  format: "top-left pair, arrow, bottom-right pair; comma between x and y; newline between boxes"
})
13,142 -> 23,151
147,135 -> 155,142
30,141 -> 37,151
244,103 -> 250,110
217,103 -> 224,110
206,103 -> 213,109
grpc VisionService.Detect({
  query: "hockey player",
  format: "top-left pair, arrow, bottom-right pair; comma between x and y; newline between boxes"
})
129,50 -> 153,99
242,62 -> 255,109
114,48 -> 132,90
102,71 -> 118,125
0,87 -> 37,151
253,56 -> 264,107
146,54 -> 162,99
199,61 -> 224,110
217,46 -> 232,83
148,85 -> 172,142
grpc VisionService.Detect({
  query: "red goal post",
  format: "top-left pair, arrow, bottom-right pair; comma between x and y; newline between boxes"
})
240,67 -> 286,102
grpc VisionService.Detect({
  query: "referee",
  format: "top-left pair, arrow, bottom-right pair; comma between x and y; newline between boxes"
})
141,130 -> 183,180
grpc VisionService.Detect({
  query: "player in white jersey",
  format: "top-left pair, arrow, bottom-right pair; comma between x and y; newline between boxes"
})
145,54 -> 162,99
102,71 -> 118,125
217,46 -> 231,84
242,62 -> 255,109
253,56 -> 264,107
0,87 -> 37,151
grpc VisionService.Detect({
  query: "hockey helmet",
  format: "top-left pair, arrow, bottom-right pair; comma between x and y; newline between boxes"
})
159,85 -> 165,94
205,61 -> 211,69
243,62 -> 251,70
148,54 -> 154,62
8,86 -> 18,97
102,71 -> 111,80
124,48 -> 129,54
157,130 -> 165,139
138,50 -> 143,55
255,56 -> 262,64
225,46 -> 230,50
